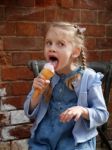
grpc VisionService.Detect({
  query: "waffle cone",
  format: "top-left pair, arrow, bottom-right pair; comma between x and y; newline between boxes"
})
32,68 -> 54,99
41,68 -> 54,80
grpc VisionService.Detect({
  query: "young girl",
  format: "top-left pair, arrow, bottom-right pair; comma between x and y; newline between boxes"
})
24,22 -> 109,150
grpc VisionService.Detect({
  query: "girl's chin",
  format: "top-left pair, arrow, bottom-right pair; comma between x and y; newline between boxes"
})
55,67 -> 66,74
56,66 -> 72,74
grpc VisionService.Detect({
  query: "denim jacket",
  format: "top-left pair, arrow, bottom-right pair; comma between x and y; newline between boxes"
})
24,68 -> 109,145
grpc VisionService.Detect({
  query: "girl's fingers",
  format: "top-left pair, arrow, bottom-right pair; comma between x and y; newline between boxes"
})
60,110 -> 74,122
45,80 -> 50,84
60,107 -> 82,122
33,77 -> 50,92
73,114 -> 80,121
33,77 -> 46,89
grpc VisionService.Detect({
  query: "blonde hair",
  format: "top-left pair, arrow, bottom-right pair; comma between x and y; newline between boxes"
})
44,22 -> 87,102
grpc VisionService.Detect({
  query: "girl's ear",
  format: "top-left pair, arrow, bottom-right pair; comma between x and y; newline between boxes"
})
72,48 -> 81,58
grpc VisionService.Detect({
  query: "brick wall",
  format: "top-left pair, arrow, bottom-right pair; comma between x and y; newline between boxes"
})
0,0 -> 112,149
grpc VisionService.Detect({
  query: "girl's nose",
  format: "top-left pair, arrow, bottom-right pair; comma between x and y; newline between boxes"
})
49,49 -> 56,52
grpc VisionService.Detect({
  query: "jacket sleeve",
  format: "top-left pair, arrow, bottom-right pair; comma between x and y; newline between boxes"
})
86,71 -> 109,129
24,88 -> 41,120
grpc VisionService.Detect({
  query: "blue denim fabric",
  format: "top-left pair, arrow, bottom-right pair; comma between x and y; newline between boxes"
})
29,69 -> 80,150
29,137 -> 96,150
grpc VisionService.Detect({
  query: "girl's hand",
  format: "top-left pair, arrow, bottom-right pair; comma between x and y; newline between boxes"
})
59,106 -> 89,123
33,74 -> 50,93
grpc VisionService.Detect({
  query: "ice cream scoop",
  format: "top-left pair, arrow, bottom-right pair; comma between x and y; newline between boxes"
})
32,63 -> 55,99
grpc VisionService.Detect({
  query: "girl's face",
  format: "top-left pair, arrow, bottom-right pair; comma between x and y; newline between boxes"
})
44,27 -> 79,74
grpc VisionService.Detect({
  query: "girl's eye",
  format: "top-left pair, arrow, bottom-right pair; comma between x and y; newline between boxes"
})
58,42 -> 65,47
45,41 -> 52,46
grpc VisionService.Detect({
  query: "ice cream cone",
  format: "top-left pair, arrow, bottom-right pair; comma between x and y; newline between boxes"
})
32,63 -> 54,99
41,68 -> 54,79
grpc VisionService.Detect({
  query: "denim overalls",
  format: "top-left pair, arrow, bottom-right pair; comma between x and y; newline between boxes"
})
29,68 -> 96,150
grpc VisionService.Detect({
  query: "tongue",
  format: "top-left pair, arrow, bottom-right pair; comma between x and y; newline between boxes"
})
50,60 -> 58,68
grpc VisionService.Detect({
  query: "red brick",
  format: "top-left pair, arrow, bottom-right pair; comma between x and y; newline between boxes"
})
0,83 -> 8,89
11,81 -> 32,96
16,22 -> 37,36
0,37 -> 3,50
12,51 -> 44,66
106,25 -> 112,37
0,0 -> 16,6
80,0 -> 105,10
98,11 -> 112,24
51,8 -> 62,22
4,37 -> 44,50
0,52 -> 12,66
101,51 -> 112,61
0,112 -> 10,126
73,0 -> 81,9
16,0 -> 35,7
1,124 -> 32,140
0,22 -> 16,36
57,0 -> 74,8
6,7 -> 44,22
35,0 -> 56,7
31,51 -> 45,60
81,10 -> 97,24
104,0 -> 112,11
44,8 -> 58,22
1,67 -> 33,81
0,38 -> 12,65
12,52 -> 31,66
36,23 -> 46,36
1,96 -> 26,110
85,25 -> 105,37
0,0 -> 35,7
52,9 -> 80,22
0,7 -> 5,21
96,38 -> 112,49
58,9 -> 80,22
87,51 -> 101,62
85,38 -> 96,50
3,0 -> 56,8
9,124 -> 32,139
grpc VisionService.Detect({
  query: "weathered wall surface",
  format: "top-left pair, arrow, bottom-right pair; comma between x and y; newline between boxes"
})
0,0 -> 112,149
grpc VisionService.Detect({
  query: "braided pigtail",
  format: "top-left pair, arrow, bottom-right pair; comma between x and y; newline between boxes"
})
80,48 -> 87,70
73,24 -> 87,70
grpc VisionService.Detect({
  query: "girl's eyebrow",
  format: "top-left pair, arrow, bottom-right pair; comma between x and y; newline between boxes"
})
45,38 -> 53,42
58,39 -> 67,42
45,38 -> 68,43
45,38 -> 50,41
57,39 -> 64,42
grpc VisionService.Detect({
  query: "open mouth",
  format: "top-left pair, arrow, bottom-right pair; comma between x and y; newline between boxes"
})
49,56 -> 58,68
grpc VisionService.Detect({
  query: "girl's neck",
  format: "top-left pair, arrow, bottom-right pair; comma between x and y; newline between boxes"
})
56,63 -> 77,75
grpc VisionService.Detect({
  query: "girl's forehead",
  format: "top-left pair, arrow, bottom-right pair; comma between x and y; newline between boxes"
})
46,27 -> 73,40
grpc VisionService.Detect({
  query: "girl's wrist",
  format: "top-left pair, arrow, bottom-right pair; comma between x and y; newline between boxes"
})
81,107 -> 89,120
